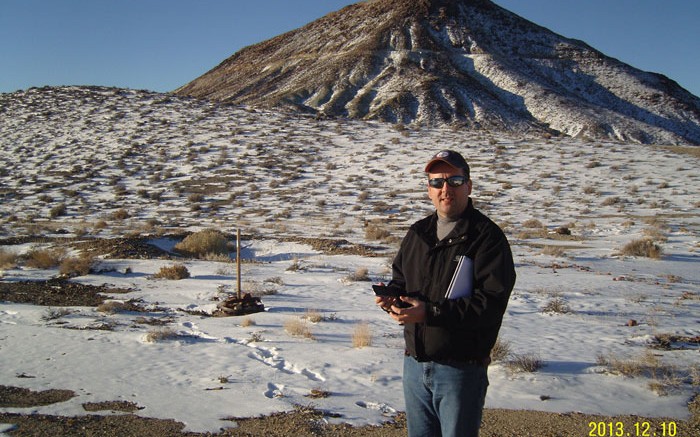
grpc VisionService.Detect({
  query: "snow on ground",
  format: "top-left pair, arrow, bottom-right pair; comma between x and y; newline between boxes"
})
0,87 -> 699,433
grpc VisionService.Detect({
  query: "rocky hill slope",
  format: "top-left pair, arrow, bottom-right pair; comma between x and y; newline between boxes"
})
175,0 -> 700,145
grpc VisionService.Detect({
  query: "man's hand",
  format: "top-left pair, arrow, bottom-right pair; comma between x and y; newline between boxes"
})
375,295 -> 398,314
389,296 -> 426,324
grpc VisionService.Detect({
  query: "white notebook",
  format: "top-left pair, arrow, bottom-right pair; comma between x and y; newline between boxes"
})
445,256 -> 474,300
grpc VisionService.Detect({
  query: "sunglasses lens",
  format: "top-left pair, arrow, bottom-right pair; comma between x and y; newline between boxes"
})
429,176 -> 465,188
429,178 -> 445,188
447,176 -> 465,187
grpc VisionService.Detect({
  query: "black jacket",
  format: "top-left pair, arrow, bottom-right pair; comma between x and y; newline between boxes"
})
391,199 -> 516,363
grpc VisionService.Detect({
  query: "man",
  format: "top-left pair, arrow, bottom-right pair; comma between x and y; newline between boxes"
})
375,150 -> 516,437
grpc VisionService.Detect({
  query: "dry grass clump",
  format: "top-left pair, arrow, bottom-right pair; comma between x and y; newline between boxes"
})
152,264 -> 190,280
306,388 -> 332,399
49,203 -> 67,218
596,351 -> 684,395
365,223 -> 392,242
96,300 -> 140,314
505,352 -> 544,373
240,317 -> 256,327
0,248 -> 19,268
691,365 -> 700,387
59,254 -> 95,277
174,229 -> 230,258
345,267 -> 370,282
601,196 -> 624,206
110,208 -> 130,220
541,297 -> 572,314
619,238 -> 663,259
144,328 -> 179,343
522,219 -> 544,229
490,337 -> 511,362
284,317 -> 315,340
25,247 -> 68,269
352,322 -> 373,348
303,309 -> 324,323
541,245 -> 567,257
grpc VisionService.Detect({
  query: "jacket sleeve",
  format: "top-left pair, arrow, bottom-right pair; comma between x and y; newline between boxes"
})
426,229 -> 515,329
389,231 -> 409,291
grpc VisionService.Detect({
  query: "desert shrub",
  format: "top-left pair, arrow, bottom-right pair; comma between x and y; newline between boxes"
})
25,247 -> 67,269
59,254 -> 95,277
144,328 -> 178,343
541,245 -> 566,257
187,193 -> 204,203
0,248 -> 19,268
240,317 -> 256,327
306,388 -> 332,399
620,238 -> 662,259
541,297 -> 572,314
284,317 -> 315,340
490,337 -> 511,362
303,309 -> 324,323
505,352 -> 544,373
522,219 -> 544,229
365,223 -> 391,241
174,229 -> 229,258
97,301 -> 130,314
601,196 -> 623,206
110,208 -> 130,220
352,322 -> 372,348
153,264 -> 190,280
49,203 -> 67,218
345,267 -> 370,282
596,351 -> 680,394
691,366 -> 700,387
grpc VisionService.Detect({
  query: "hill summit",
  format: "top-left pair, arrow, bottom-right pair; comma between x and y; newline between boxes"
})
176,0 -> 700,145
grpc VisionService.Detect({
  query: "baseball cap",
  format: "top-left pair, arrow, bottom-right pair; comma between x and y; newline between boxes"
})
424,150 -> 470,176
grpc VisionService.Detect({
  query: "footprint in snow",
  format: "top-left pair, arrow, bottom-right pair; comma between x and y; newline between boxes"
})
264,382 -> 285,399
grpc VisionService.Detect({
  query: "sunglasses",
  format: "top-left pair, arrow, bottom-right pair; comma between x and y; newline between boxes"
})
428,176 -> 467,189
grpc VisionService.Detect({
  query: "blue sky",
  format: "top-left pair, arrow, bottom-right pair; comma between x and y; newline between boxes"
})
1,0 -> 698,97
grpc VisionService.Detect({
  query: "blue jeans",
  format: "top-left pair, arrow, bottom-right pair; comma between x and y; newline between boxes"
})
403,355 -> 489,437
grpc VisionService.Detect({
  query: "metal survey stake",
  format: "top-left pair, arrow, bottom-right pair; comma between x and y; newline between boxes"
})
236,228 -> 241,300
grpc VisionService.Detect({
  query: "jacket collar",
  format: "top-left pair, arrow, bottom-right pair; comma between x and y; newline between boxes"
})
415,198 -> 474,245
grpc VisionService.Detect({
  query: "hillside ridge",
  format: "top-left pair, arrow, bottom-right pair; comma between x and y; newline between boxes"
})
175,0 -> 700,145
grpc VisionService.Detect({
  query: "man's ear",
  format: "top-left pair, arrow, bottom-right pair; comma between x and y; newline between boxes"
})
466,179 -> 473,196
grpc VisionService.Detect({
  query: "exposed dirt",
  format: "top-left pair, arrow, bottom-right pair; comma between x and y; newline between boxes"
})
0,279 -> 130,307
1,400 -> 698,437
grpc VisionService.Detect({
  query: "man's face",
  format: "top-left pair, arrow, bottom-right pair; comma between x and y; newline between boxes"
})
427,162 -> 472,219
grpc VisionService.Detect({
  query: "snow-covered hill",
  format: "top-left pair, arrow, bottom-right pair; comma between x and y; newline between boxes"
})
175,0 -> 700,145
